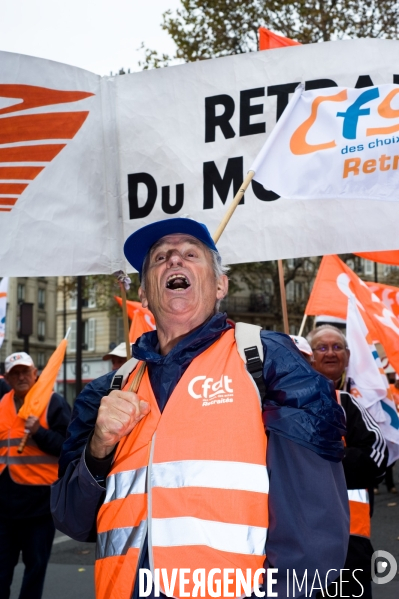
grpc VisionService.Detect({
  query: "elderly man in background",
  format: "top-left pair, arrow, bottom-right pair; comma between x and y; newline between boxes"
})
308,325 -> 387,599
0,352 -> 70,599
52,218 -> 349,599
102,342 -> 128,371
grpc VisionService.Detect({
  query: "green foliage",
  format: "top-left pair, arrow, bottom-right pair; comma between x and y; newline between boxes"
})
140,0 -> 399,69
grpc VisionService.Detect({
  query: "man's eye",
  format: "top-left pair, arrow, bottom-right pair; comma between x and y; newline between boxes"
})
155,255 -> 165,262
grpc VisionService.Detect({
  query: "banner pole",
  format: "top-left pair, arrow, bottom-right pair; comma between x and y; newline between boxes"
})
119,283 -> 132,360
298,314 -> 308,337
213,171 -> 255,243
278,259 -> 289,334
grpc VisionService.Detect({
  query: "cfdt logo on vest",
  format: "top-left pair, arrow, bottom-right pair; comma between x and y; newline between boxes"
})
188,375 -> 234,407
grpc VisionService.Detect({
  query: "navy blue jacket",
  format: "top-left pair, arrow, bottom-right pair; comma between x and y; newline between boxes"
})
51,313 -> 349,598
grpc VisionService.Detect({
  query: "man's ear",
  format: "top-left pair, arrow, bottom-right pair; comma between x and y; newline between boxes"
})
216,275 -> 229,301
138,286 -> 149,309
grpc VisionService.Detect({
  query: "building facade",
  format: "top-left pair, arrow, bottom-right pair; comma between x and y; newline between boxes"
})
0,277 -> 58,372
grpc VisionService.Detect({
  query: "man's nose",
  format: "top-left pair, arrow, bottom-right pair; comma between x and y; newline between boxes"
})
166,250 -> 184,266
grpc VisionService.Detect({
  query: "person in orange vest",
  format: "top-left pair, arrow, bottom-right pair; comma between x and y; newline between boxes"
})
52,218 -> 349,599
308,325 -> 388,599
0,352 -> 71,599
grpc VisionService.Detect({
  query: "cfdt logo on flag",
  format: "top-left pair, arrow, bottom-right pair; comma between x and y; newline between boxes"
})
0,84 -> 93,213
251,83 -> 399,201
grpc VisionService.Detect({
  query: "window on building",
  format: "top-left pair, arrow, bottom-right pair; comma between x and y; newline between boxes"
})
70,292 -> 77,310
346,259 -> 355,270
287,259 -> 295,269
88,289 -> 96,308
364,260 -> 374,275
69,320 -> 77,351
37,319 -> 45,341
17,284 -> 25,303
286,281 -> 295,302
38,288 -> 46,309
86,318 -> 96,351
37,352 -> 45,369
295,282 -> 304,301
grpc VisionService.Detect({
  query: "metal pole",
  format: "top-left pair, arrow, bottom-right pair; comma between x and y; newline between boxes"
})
75,276 -> 83,397
277,259 -> 289,334
63,280 -> 67,400
374,261 -> 378,283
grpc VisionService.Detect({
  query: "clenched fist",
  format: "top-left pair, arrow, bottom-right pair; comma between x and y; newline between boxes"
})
90,390 -> 150,458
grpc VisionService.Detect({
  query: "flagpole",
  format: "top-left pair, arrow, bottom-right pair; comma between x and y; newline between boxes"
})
119,282 -> 132,360
278,259 -> 289,334
212,171 -> 255,243
298,314 -> 307,337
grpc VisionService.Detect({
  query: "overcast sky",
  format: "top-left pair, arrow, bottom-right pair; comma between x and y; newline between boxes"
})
0,0 -> 181,75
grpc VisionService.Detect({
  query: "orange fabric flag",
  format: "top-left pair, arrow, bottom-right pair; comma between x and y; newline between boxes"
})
18,338 -> 67,420
258,27 -> 301,50
114,297 -> 156,343
366,281 -> 399,319
354,251 -> 399,265
305,255 -> 399,371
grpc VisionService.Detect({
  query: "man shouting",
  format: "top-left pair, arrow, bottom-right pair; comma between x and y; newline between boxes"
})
52,218 -> 349,599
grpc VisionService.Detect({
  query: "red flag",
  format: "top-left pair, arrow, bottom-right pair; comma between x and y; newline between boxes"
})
305,255 -> 399,372
114,297 -> 156,343
366,281 -> 399,319
258,27 -> 301,50
354,250 -> 399,265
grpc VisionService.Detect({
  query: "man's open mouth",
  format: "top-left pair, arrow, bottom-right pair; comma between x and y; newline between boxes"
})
166,274 -> 191,290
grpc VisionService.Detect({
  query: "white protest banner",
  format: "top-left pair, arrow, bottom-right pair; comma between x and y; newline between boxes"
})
251,83 -> 399,201
1,39 -> 399,276
0,277 -> 8,349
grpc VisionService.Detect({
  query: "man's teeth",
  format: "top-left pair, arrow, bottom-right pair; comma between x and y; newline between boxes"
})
166,274 -> 190,289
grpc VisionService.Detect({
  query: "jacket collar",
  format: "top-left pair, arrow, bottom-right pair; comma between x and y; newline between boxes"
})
132,312 -> 231,365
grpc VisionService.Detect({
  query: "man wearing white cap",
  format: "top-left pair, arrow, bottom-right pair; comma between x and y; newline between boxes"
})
0,352 -> 70,599
102,343 -> 128,371
53,218 -> 349,599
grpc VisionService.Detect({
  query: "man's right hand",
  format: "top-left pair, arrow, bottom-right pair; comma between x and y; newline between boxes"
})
89,390 -> 150,459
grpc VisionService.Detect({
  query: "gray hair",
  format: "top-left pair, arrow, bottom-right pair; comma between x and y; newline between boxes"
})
141,245 -> 229,310
307,324 -> 348,349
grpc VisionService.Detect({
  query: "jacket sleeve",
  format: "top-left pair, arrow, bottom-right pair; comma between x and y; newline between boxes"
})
32,393 -> 71,457
265,431 -> 349,598
51,371 -> 114,540
261,331 -> 346,462
340,392 -> 388,488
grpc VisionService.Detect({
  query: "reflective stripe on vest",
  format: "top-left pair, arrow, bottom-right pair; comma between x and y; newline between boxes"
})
95,329 -> 269,599
0,390 -> 58,485
348,489 -> 370,538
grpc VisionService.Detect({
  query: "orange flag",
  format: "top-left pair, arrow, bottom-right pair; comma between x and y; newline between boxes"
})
18,338 -> 68,420
354,251 -> 399,265
305,255 -> 399,372
258,27 -> 301,50
366,281 -> 399,319
114,297 -> 156,343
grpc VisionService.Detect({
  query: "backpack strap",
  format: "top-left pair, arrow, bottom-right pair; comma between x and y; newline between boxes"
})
108,357 -> 140,393
234,322 -> 266,407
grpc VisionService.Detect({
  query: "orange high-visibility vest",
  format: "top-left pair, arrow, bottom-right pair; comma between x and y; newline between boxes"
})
335,391 -> 371,539
95,329 -> 269,599
348,489 -> 370,538
0,390 -> 58,485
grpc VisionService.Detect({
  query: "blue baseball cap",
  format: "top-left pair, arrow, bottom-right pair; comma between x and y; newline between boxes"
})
124,218 -> 218,275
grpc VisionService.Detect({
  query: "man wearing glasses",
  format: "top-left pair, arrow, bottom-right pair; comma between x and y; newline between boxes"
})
308,325 -> 387,599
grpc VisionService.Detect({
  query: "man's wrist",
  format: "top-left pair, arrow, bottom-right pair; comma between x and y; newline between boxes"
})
88,432 -> 116,460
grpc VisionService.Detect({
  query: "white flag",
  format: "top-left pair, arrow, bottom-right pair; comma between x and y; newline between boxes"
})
251,84 -> 399,202
346,295 -> 399,465
0,277 -> 8,350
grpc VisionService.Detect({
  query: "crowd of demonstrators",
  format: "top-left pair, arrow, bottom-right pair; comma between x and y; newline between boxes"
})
0,353 -> 70,599
306,325 -> 388,599
51,218 -> 348,599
